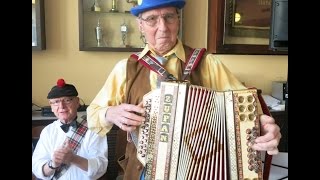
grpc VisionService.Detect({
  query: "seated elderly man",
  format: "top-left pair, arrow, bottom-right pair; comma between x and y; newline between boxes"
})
32,79 -> 108,180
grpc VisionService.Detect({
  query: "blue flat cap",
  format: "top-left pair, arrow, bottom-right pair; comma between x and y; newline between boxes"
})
131,0 -> 185,17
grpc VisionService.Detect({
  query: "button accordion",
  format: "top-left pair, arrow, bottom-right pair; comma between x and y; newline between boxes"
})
131,81 -> 263,180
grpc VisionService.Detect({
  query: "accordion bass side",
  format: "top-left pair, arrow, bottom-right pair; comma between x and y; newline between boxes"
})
134,81 -> 263,180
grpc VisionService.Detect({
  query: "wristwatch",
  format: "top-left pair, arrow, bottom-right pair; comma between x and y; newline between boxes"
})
48,160 -> 58,169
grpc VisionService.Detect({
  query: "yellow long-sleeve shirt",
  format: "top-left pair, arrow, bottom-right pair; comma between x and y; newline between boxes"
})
87,39 -> 245,136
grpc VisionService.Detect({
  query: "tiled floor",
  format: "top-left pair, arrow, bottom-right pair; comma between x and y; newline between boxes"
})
263,152 -> 288,180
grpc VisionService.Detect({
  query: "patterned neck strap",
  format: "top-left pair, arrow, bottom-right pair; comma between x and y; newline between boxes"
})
131,48 -> 206,81
132,51 -> 176,80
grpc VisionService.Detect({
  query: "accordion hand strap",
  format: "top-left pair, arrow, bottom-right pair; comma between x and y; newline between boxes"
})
257,93 -> 273,180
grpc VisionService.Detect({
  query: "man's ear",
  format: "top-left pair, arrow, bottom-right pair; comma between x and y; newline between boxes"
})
137,19 -> 144,33
77,97 -> 88,112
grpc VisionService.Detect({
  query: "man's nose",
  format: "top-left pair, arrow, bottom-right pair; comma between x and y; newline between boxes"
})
57,101 -> 66,107
157,17 -> 169,29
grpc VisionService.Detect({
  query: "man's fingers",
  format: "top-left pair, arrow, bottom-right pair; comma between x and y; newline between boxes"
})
120,124 -> 137,132
122,103 -> 145,114
137,101 -> 144,108
260,114 -> 275,127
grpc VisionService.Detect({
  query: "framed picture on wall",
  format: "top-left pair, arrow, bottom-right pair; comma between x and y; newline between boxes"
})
207,0 -> 287,55
32,0 -> 46,50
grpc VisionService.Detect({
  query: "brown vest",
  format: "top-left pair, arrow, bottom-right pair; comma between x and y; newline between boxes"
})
117,45 -> 206,180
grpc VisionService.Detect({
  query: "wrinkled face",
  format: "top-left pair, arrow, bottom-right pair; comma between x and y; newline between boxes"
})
138,7 -> 180,55
49,96 -> 79,123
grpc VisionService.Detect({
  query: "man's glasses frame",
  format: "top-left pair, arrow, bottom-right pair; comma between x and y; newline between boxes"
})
49,97 -> 74,106
139,13 -> 180,27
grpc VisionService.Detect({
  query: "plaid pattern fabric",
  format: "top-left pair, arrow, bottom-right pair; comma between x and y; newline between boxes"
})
53,117 -> 88,180
66,119 -> 88,152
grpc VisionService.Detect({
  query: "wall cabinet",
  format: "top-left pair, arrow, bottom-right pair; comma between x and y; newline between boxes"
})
32,0 -> 46,50
78,0 -> 145,52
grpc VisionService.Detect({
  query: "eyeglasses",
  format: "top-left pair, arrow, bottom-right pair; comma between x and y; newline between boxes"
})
139,13 -> 179,27
49,97 -> 74,106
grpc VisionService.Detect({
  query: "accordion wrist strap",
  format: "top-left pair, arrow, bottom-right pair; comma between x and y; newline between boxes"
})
257,92 -> 273,180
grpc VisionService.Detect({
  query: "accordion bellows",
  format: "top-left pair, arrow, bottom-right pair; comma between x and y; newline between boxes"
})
132,81 -> 263,180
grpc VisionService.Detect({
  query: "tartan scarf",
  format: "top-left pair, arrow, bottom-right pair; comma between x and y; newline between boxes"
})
52,116 -> 88,180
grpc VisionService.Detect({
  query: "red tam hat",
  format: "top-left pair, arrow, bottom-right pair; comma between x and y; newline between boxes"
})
47,78 -> 78,99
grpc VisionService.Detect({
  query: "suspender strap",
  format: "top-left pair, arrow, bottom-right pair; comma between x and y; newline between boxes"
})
53,117 -> 88,180
182,48 -> 206,80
